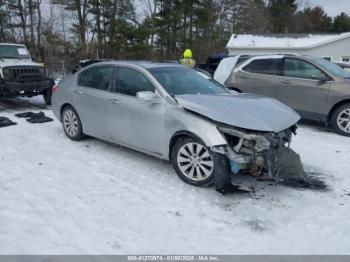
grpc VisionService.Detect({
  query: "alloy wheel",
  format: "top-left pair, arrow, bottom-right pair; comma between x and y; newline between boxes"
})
177,142 -> 214,182
337,108 -> 350,134
63,109 -> 79,137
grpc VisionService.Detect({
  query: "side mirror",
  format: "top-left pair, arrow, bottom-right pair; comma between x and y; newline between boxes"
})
136,91 -> 158,101
319,76 -> 330,83
312,74 -> 330,83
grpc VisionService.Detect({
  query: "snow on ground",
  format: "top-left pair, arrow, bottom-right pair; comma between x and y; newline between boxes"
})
0,97 -> 350,255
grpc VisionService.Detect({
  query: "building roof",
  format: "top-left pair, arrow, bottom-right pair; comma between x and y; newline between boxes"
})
227,33 -> 350,50
0,43 -> 26,47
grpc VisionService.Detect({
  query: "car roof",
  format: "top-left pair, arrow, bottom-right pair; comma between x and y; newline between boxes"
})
239,54 -> 326,63
90,60 -> 185,70
132,61 -> 183,69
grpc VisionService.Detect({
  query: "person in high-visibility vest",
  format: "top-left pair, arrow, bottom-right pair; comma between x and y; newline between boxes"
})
180,49 -> 196,68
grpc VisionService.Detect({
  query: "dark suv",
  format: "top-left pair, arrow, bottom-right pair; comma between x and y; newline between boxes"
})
225,54 -> 350,136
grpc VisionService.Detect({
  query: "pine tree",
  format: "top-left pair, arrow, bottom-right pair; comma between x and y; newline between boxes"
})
53,0 -> 90,57
244,0 -> 270,34
269,0 -> 297,33
333,12 -> 350,33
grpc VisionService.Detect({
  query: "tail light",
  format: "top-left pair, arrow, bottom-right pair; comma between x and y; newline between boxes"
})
52,84 -> 58,94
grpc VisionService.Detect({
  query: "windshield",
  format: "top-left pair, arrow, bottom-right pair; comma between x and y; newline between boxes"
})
149,66 -> 229,96
314,57 -> 350,79
0,45 -> 31,60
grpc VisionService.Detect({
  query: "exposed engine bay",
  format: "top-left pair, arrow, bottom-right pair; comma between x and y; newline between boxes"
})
213,125 -> 306,181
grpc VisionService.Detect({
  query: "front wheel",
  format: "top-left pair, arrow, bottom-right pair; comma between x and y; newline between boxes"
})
331,103 -> 350,137
171,137 -> 215,187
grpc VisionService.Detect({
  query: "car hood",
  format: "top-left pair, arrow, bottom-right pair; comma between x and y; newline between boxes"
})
175,93 -> 301,132
0,59 -> 41,68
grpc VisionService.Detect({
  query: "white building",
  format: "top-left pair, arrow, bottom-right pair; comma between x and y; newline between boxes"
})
226,33 -> 350,62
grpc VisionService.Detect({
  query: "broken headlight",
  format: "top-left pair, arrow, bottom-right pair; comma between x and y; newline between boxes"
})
218,126 -> 271,153
252,136 -> 271,152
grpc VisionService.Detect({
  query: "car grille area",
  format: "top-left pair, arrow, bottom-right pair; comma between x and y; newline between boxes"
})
2,66 -> 45,82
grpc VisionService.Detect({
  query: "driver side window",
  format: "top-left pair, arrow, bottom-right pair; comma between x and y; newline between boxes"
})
115,67 -> 155,96
284,58 -> 327,80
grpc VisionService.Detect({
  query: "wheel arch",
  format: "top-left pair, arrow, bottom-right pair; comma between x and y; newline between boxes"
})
168,131 -> 208,160
60,103 -> 74,119
327,99 -> 350,123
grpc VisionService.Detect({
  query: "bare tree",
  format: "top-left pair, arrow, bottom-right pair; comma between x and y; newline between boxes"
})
36,0 -> 43,59
143,0 -> 157,52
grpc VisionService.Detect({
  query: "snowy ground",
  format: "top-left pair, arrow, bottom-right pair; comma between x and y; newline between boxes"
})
0,97 -> 350,255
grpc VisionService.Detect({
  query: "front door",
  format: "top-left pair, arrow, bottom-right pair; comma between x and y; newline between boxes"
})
74,65 -> 115,138
109,67 -> 166,155
279,58 -> 331,120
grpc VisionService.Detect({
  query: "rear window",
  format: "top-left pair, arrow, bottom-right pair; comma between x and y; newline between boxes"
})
243,59 -> 281,75
77,66 -> 114,90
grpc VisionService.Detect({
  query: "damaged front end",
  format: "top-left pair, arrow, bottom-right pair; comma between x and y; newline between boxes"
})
213,125 -> 306,182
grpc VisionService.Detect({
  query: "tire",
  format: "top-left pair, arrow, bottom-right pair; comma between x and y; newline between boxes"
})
331,103 -> 350,137
43,88 -> 52,105
61,106 -> 84,141
171,137 -> 215,187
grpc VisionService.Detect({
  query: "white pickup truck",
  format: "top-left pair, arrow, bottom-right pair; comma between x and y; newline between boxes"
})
0,43 -> 54,105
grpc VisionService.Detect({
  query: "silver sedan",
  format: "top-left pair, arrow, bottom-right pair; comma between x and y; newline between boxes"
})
52,61 -> 304,190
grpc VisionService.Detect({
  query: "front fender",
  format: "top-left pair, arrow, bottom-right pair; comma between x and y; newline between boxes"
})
163,106 -> 227,160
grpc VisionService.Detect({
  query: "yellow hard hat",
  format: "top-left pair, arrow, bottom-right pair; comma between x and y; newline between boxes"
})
184,49 -> 192,58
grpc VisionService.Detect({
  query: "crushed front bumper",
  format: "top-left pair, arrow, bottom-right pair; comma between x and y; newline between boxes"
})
213,125 -> 306,181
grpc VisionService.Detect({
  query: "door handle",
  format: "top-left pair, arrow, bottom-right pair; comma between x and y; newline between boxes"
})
282,80 -> 291,85
240,74 -> 248,79
109,99 -> 120,104
74,90 -> 85,95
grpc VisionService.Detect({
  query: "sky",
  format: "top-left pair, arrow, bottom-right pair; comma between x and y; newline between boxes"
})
133,0 -> 349,19
298,0 -> 350,16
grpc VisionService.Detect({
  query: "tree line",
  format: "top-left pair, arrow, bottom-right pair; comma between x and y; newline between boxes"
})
1,0 -> 350,73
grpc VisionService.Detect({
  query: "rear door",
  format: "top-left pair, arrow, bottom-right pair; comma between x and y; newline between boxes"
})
235,58 -> 283,99
279,58 -> 331,119
74,65 -> 115,138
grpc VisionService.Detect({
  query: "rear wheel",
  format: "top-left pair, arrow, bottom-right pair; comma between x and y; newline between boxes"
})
331,103 -> 350,137
171,137 -> 215,187
61,106 -> 84,141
